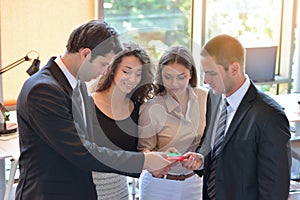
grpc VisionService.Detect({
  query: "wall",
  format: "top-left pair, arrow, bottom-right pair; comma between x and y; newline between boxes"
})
0,0 -> 95,106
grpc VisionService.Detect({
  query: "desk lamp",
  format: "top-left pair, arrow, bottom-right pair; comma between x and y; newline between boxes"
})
0,50 -> 40,134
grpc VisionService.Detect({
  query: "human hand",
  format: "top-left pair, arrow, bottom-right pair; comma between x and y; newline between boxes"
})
150,166 -> 170,178
143,151 -> 173,173
164,147 -> 186,162
181,152 -> 203,170
165,147 -> 179,154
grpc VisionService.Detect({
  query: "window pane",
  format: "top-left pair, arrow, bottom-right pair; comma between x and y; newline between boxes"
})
104,0 -> 192,63
206,0 -> 282,47
205,0 -> 283,94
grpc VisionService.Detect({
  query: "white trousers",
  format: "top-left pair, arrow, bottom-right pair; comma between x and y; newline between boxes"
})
139,170 -> 202,200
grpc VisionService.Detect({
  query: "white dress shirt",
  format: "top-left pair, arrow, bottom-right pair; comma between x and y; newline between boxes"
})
54,56 -> 86,126
210,75 -> 251,149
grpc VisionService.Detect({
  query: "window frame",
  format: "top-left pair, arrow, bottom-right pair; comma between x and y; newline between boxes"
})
98,0 -> 297,93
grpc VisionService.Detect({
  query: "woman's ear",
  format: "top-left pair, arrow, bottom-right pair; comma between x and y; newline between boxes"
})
189,69 -> 193,80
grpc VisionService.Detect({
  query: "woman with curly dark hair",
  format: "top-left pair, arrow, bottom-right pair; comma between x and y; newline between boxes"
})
91,41 -> 155,200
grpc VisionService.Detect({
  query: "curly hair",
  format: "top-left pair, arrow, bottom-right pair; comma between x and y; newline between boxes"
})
95,41 -> 156,103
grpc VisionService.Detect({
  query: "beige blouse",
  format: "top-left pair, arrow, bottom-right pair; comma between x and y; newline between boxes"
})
138,86 -> 208,174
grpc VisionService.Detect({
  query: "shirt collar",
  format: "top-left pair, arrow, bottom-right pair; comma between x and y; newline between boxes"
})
54,56 -> 77,90
165,85 -> 195,113
225,75 -> 251,111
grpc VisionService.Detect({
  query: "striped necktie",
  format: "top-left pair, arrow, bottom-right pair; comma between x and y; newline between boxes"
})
207,98 -> 229,200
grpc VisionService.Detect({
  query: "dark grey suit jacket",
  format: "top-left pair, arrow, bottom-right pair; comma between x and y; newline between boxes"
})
197,82 -> 291,200
15,57 -> 144,200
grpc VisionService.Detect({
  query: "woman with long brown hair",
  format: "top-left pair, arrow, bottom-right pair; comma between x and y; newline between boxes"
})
91,41 -> 155,200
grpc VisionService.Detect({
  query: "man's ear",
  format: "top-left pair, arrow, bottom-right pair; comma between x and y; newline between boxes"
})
79,48 -> 91,60
230,62 -> 240,76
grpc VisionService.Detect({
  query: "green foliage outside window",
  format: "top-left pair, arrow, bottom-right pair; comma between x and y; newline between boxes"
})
104,0 -> 192,64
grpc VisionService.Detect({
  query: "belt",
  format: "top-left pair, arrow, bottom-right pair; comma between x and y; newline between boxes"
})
155,172 -> 195,181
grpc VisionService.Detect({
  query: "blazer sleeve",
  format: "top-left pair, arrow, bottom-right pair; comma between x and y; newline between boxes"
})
27,82 -> 144,176
256,106 -> 291,199
194,90 -> 212,177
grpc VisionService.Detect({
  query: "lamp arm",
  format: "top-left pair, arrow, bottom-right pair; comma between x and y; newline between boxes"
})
0,56 -> 29,75
0,50 -> 39,76
0,51 -> 38,134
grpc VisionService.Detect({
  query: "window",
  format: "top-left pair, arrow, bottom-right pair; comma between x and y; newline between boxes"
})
205,0 -> 281,47
1,0 -> 296,107
102,0 -> 192,63
101,0 -> 297,93
203,0 -> 296,94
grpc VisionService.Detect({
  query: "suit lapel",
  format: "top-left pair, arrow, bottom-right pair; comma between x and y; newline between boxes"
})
220,82 -> 257,150
46,58 -> 94,140
199,91 -> 222,156
46,57 -> 73,96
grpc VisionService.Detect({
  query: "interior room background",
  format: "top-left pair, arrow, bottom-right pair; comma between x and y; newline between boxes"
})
0,0 -> 298,110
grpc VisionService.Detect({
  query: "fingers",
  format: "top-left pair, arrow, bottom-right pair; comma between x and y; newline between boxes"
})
143,152 -> 173,172
166,147 -> 178,153
144,151 -> 203,173
181,153 -> 203,170
150,166 -> 170,178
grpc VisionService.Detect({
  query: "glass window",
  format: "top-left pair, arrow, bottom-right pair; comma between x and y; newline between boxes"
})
204,0 -> 290,94
205,0 -> 281,47
103,0 -> 192,63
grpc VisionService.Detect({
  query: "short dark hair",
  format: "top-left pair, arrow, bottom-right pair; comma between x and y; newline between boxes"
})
66,20 -> 122,61
155,46 -> 198,95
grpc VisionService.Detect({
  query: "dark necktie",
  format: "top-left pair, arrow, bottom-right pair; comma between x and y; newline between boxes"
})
73,80 -> 86,126
74,81 -> 82,109
207,98 -> 229,200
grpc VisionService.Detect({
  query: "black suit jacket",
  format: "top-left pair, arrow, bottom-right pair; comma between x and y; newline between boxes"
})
197,82 -> 291,200
15,57 -> 144,200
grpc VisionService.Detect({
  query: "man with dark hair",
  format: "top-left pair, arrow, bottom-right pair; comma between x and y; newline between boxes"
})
16,20 -> 171,200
